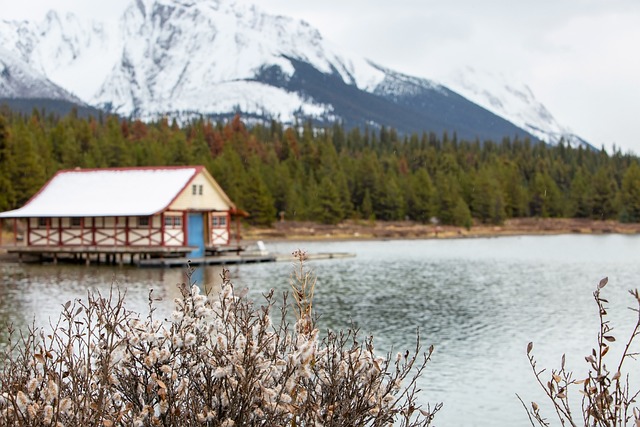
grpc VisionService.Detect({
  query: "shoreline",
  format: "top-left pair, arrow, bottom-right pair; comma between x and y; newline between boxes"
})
2,218 -> 639,262
241,218 -> 640,243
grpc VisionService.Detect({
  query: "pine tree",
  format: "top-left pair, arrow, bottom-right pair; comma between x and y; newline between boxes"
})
452,196 -> 472,229
471,168 -> 506,224
406,169 -> 436,223
375,174 -> 404,220
240,165 -> 276,227
619,162 -> 640,222
590,168 -> 618,220
529,172 -> 563,218
360,188 -> 374,220
0,114 -> 16,210
568,167 -> 593,218
314,176 -> 344,224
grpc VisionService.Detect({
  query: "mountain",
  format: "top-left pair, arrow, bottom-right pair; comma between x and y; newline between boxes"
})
0,0 -> 588,146
0,46 -> 83,102
440,67 -> 592,148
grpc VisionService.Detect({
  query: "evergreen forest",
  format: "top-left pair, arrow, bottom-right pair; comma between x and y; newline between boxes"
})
1,107 -> 640,227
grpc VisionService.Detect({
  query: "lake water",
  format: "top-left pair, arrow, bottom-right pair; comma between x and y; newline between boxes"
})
1,234 -> 639,426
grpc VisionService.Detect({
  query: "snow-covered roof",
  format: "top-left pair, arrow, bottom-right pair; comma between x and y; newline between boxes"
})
0,166 -> 203,218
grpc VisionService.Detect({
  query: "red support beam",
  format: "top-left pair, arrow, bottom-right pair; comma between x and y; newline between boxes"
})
182,211 -> 188,246
160,213 -> 165,246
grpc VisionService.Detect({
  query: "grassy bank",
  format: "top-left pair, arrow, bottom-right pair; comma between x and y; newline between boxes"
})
242,218 -> 640,242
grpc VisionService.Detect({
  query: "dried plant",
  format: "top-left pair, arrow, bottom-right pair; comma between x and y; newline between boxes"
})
521,277 -> 640,427
0,252 -> 440,426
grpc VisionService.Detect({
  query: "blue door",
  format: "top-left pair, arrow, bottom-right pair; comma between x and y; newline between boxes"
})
188,213 -> 205,258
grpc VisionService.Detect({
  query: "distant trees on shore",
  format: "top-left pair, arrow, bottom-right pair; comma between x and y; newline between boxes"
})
1,107 -> 639,227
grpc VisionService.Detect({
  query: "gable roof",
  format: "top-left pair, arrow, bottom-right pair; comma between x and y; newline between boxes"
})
0,166 -> 219,218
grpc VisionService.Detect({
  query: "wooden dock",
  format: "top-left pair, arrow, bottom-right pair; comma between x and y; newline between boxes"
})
1,244 -> 355,268
138,252 -> 355,267
274,252 -> 356,262
138,253 -> 277,267
3,245 -> 198,266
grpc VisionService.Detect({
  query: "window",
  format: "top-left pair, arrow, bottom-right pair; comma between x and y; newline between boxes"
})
137,216 -> 150,227
192,184 -> 197,195
71,217 -> 82,227
164,216 -> 182,228
38,218 -> 48,228
198,185 -> 203,195
212,215 -> 227,228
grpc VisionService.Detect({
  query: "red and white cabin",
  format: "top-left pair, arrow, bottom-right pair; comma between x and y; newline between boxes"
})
0,166 -> 239,257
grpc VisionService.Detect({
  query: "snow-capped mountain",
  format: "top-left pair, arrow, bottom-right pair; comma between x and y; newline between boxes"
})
0,0 -> 588,146
0,46 -> 82,102
440,67 -> 591,148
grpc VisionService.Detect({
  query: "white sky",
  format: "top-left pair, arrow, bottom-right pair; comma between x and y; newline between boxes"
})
2,0 -> 639,154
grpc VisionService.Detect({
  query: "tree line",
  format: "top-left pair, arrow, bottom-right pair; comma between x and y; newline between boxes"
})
1,107 -> 640,227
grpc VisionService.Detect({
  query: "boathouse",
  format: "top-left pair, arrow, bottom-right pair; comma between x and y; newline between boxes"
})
0,166 -> 242,264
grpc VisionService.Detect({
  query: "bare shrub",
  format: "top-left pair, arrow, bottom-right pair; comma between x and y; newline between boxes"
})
521,277 -> 640,427
0,251 -> 439,426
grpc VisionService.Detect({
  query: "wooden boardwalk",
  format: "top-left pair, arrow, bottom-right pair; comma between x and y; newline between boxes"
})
1,243 -> 355,268
138,252 -> 355,267
138,253 -> 277,267
3,245 -> 198,266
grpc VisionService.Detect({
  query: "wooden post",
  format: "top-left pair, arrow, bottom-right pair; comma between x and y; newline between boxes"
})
160,212 -> 165,246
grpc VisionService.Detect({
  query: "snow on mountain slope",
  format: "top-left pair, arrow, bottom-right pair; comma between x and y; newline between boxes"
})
92,0 -> 388,120
0,0 -> 587,146
439,67 -> 590,148
0,11 -> 121,101
0,46 -> 83,101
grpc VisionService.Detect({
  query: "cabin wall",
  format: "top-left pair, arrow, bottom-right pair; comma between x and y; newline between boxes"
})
209,212 -> 230,245
170,173 -> 231,211
26,215 -> 186,247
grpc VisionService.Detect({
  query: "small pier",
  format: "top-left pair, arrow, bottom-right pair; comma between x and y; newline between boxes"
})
3,245 -> 199,266
138,251 -> 355,267
1,244 -> 355,268
274,252 -> 356,262
138,253 -> 277,267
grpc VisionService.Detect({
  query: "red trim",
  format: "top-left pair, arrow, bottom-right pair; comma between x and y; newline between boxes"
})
226,212 -> 231,242
26,219 -> 31,245
125,217 -> 130,246
162,167 -> 204,214
182,211 -> 188,246
53,165 -> 204,174
160,212 -> 165,246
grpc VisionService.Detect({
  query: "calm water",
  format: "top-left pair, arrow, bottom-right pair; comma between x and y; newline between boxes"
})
1,234 -> 640,426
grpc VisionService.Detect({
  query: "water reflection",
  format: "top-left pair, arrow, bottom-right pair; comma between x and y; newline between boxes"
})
1,234 -> 639,427
0,263 -> 229,335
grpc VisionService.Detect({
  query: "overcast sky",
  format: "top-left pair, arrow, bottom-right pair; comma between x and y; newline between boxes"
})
2,0 -> 639,153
